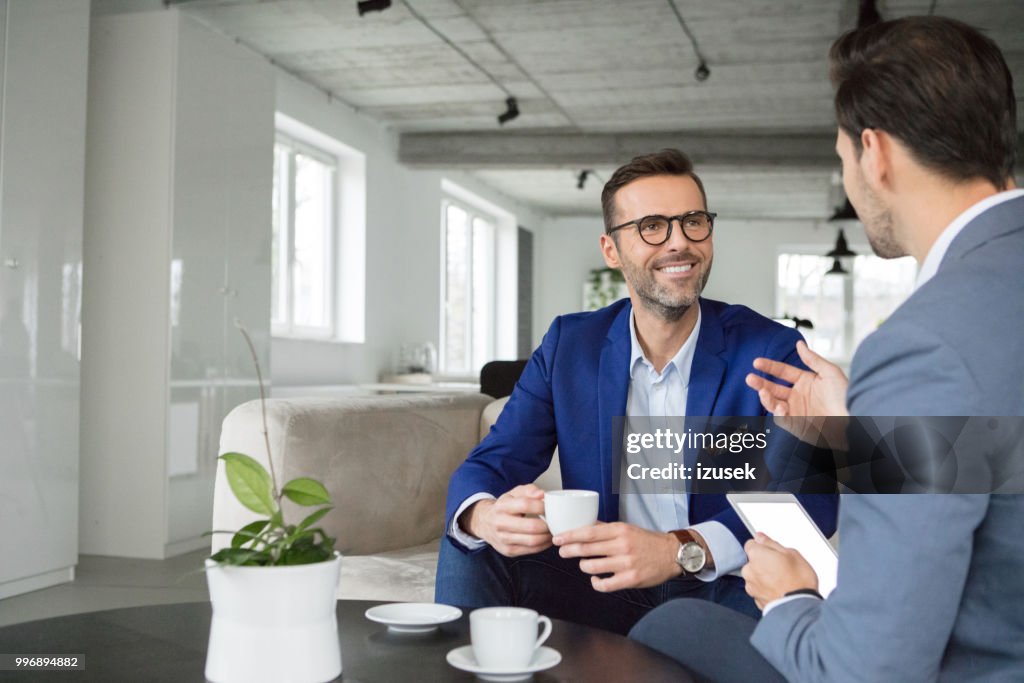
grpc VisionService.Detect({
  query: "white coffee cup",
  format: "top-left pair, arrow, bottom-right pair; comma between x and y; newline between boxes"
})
470,607 -> 552,669
542,489 -> 599,536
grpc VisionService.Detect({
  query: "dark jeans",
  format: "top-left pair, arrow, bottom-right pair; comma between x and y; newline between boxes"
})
434,539 -> 759,635
629,599 -> 787,683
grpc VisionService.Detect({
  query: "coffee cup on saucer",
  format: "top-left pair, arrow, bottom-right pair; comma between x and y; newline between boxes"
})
470,607 -> 552,670
541,489 -> 599,536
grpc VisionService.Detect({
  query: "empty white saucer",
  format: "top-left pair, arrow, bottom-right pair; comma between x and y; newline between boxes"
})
364,602 -> 462,633
446,645 -> 561,682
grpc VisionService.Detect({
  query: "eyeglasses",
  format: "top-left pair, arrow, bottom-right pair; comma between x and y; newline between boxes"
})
607,210 -> 717,246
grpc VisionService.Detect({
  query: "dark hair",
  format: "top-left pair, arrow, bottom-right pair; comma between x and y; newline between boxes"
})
601,149 -> 708,231
830,16 -> 1016,189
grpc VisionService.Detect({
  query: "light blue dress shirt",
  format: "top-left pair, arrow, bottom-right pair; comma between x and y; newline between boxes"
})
621,308 -> 746,581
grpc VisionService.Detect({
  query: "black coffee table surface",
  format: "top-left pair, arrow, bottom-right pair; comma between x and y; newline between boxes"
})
0,600 -> 696,682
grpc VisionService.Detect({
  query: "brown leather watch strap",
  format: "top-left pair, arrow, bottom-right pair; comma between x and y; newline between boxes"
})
670,529 -> 693,546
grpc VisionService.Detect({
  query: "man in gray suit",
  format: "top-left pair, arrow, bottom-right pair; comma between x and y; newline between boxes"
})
630,16 -> 1024,682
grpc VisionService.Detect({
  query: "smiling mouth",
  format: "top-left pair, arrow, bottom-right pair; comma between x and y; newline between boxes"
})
658,263 -> 694,273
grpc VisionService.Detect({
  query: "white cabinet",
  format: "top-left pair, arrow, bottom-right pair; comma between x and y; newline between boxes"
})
0,0 -> 90,599
81,9 -> 274,558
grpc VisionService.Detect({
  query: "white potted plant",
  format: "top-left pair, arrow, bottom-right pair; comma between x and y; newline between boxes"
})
204,325 -> 342,683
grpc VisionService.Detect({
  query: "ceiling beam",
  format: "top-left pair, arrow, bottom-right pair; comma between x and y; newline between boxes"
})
398,131 -> 843,170
400,130 -> 1024,173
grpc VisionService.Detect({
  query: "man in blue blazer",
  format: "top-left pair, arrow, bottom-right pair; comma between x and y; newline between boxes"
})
631,17 -> 1024,681
435,149 -> 838,635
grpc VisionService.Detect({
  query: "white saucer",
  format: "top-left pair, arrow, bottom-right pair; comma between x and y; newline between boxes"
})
364,602 -> 462,633
446,645 -> 561,681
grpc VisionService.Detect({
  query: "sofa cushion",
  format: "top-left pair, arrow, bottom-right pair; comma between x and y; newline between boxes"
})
337,540 -> 440,603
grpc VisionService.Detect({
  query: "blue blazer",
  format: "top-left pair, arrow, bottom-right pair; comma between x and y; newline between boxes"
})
445,297 -> 839,549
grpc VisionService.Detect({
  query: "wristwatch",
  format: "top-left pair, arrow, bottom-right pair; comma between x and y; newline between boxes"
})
672,531 -> 707,575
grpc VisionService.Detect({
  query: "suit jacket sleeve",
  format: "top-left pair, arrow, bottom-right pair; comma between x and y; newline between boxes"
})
443,317 -> 562,551
750,494 -> 988,682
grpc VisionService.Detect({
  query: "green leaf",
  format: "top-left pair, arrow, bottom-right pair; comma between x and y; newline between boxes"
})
231,520 -> 269,549
209,547 -> 272,566
296,507 -> 332,533
220,452 -> 277,516
282,477 -> 332,506
279,535 -> 333,565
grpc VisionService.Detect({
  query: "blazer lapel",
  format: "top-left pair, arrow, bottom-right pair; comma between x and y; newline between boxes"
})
687,299 -> 727,420
598,303 -> 631,522
685,300 -> 728,519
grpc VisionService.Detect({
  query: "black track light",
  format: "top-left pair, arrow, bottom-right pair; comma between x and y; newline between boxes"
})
694,61 -> 710,82
357,0 -> 391,17
577,170 -> 591,190
497,96 -> 519,125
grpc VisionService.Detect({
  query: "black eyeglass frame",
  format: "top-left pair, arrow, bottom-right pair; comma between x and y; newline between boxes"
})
606,210 -> 718,245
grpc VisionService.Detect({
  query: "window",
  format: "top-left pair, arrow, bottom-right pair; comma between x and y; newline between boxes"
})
271,114 -> 366,343
776,252 -> 917,363
442,199 -> 496,374
272,135 -> 337,338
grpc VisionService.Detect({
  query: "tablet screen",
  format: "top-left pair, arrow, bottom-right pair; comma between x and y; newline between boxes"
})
733,500 -> 838,598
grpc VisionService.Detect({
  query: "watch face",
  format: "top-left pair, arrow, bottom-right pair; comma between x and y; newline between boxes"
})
680,542 -> 706,573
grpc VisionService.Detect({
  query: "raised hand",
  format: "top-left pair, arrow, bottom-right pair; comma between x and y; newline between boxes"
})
746,341 -> 849,418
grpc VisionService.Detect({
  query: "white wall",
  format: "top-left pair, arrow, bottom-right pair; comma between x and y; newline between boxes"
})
531,214 -> 608,346
533,214 -> 871,347
271,73 -> 548,386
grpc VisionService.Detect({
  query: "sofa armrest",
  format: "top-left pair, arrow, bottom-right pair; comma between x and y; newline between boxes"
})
478,396 -> 562,491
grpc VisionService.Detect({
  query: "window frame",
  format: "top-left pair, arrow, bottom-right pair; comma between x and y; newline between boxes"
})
440,196 -> 499,375
271,112 -> 366,345
272,132 -> 339,340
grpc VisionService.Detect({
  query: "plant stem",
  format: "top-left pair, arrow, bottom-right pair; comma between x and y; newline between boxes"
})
235,321 -> 282,509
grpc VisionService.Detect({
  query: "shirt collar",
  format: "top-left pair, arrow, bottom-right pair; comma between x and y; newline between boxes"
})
629,305 -> 702,382
915,188 -> 1024,290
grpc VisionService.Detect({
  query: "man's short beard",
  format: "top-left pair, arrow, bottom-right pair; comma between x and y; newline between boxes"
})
853,175 -> 905,259
866,210 -> 905,259
630,264 -> 710,322
637,293 -> 691,322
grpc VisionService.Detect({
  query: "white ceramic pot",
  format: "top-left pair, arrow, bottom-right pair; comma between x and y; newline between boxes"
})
204,552 -> 342,683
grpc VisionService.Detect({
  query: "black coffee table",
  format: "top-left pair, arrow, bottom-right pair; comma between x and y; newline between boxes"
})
0,600 -> 697,682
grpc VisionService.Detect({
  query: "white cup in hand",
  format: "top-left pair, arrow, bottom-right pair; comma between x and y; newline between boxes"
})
470,607 -> 552,669
542,489 -> 599,536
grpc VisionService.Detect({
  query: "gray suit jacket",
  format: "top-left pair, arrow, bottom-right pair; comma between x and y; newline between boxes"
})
751,194 -> 1024,681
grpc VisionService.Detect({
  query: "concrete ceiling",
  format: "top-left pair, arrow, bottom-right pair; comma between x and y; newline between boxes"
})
178,0 -> 1024,218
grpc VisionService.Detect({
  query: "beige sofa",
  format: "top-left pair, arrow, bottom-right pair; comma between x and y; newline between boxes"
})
212,392 -> 560,602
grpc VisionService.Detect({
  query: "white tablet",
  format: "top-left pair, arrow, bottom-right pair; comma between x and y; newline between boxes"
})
727,493 -> 838,598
